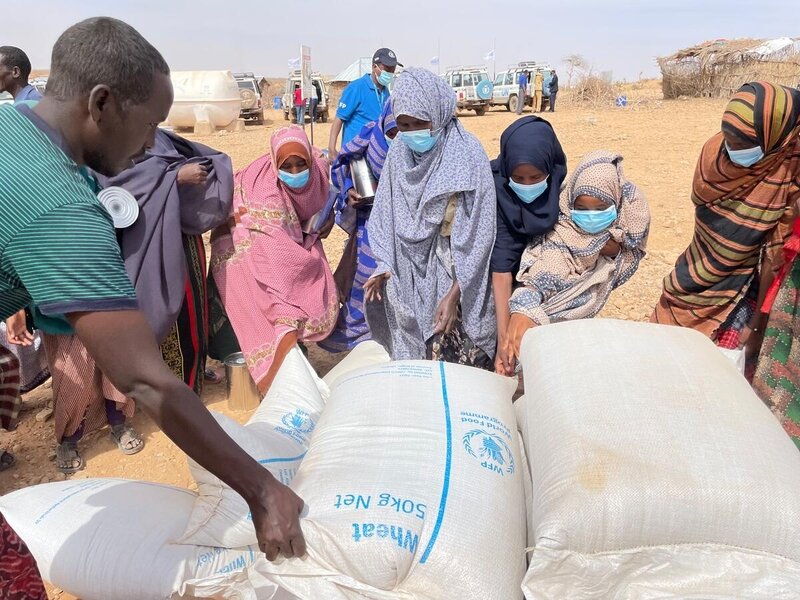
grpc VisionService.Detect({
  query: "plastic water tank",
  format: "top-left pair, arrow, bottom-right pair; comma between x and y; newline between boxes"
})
167,71 -> 241,129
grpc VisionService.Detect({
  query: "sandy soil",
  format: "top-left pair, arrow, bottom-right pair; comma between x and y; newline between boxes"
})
0,82 -> 730,599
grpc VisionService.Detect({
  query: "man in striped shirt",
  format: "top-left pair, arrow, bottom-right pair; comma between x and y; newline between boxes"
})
0,17 -> 305,563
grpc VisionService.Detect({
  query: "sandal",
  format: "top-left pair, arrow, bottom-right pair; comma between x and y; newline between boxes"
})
56,442 -> 84,474
0,451 -> 15,472
110,425 -> 145,456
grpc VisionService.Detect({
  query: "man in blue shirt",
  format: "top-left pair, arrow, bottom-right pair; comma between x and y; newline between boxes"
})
328,48 -> 401,159
516,70 -> 529,115
0,46 -> 42,103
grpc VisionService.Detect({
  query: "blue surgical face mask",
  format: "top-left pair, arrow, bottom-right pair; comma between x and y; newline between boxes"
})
725,142 -> 764,168
509,178 -> 548,204
377,69 -> 394,87
571,204 -> 618,234
278,168 -> 310,188
399,129 -> 439,153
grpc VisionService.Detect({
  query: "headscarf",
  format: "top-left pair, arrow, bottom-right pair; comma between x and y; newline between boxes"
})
367,67 -> 497,359
510,151 -> 649,325
331,100 -> 396,234
492,116 -> 567,237
95,129 -> 233,341
653,82 -> 800,336
211,126 -> 337,384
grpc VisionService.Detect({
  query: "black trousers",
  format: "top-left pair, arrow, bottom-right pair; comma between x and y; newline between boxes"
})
549,91 -> 558,112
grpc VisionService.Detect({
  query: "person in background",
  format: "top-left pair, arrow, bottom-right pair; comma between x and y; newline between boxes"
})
293,84 -> 304,127
365,67 -> 497,368
328,48 -> 401,158
3,52 -> 50,422
753,205 -> 800,449
318,101 -> 397,353
548,69 -> 559,112
45,129 -> 234,474
516,70 -> 528,115
0,16 -> 305,563
311,79 -> 322,123
490,117 -> 568,374
212,126 -> 337,393
652,82 -> 800,372
533,70 -> 544,112
501,151 -> 650,371
0,46 -> 42,103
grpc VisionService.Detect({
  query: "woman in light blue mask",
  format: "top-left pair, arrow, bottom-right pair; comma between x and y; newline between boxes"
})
501,151 -> 650,368
490,116 -> 567,375
211,125 -> 337,394
364,67 -> 498,369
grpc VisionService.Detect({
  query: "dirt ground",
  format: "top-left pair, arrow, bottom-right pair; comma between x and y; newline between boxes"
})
0,81 -> 731,599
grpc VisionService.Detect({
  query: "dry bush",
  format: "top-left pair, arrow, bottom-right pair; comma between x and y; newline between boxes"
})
567,74 -> 617,107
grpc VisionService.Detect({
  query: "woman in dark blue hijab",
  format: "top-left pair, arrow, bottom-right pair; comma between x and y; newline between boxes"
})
491,116 -> 567,375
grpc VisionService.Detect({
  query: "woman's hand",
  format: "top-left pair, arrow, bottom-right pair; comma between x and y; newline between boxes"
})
347,188 -> 369,209
599,238 -> 621,257
318,211 -> 336,239
433,288 -> 460,335
364,273 -> 390,302
177,163 -> 209,187
5,310 -> 33,346
507,312 -> 535,361
495,335 -> 516,376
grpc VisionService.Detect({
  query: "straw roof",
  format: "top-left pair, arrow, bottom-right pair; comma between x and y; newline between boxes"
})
658,37 -> 800,99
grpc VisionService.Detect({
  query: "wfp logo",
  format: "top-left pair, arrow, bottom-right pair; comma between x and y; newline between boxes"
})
281,409 -> 316,435
462,430 -> 515,476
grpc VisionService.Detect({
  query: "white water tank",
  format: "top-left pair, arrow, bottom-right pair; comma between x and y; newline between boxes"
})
166,70 -> 241,130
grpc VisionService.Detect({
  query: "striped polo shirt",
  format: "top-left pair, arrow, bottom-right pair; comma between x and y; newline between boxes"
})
0,104 -> 137,328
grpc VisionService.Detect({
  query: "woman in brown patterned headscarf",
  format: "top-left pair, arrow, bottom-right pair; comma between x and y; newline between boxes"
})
652,81 -> 800,360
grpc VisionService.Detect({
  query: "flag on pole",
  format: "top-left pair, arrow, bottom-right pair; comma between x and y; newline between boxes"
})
288,57 -> 301,69
430,56 -> 440,67
483,49 -> 496,61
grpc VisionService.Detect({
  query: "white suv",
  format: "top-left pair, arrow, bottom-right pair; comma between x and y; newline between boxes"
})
490,62 -> 554,113
443,67 -> 494,116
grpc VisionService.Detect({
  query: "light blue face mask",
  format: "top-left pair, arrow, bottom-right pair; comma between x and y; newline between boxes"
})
725,142 -> 764,168
278,168 -> 310,188
399,129 -> 439,153
571,204 -> 618,234
509,178 -> 548,204
377,69 -> 394,87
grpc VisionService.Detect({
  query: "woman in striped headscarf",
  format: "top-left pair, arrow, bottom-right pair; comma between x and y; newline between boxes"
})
652,82 -> 800,363
318,101 -> 397,352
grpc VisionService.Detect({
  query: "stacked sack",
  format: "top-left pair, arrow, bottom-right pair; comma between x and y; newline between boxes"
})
0,346 -> 327,599
515,319 -> 800,599
258,360 -> 527,599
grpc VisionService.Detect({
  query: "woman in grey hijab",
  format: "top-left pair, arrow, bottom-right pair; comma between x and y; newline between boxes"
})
365,67 -> 497,368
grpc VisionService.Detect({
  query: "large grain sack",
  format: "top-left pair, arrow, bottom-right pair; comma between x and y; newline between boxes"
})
259,360 -> 526,599
321,340 -> 391,388
181,347 -> 326,547
0,479 -> 293,600
517,319 -> 800,599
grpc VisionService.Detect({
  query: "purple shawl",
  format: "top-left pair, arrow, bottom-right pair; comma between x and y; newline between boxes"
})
96,130 -> 234,341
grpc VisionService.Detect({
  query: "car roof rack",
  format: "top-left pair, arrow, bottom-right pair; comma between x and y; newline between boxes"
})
517,61 -> 552,70
444,65 -> 487,72
233,72 -> 256,79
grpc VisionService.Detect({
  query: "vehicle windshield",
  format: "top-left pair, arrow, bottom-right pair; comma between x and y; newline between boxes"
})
494,73 -> 504,85
237,80 -> 256,92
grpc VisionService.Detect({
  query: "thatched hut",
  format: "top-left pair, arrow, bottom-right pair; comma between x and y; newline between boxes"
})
658,37 -> 800,99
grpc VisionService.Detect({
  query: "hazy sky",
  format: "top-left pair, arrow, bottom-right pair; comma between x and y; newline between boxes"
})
4,0 -> 794,81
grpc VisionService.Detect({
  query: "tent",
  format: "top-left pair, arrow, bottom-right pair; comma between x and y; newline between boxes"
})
332,58 -> 373,83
